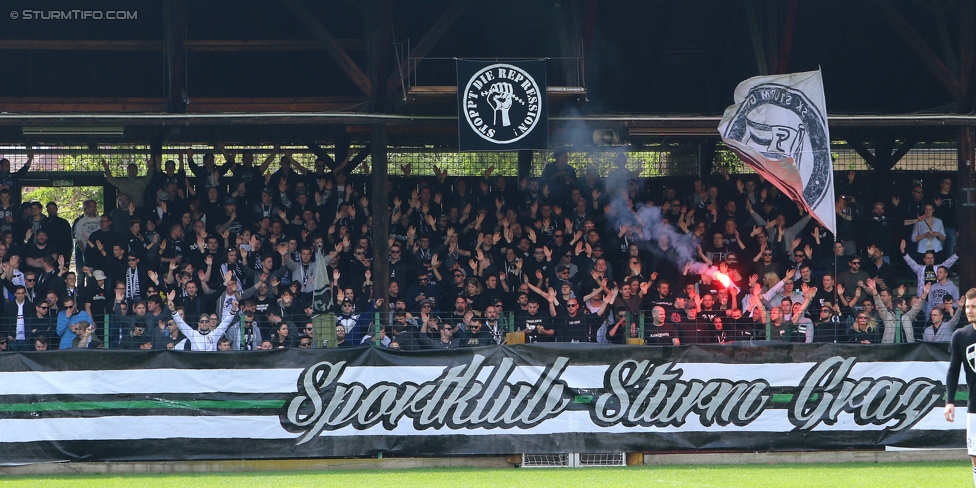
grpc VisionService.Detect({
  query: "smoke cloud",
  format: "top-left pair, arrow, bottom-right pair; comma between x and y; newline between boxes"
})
604,177 -> 727,287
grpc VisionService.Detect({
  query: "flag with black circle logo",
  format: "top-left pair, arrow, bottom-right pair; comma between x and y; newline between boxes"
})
719,70 -> 836,234
457,59 -> 548,151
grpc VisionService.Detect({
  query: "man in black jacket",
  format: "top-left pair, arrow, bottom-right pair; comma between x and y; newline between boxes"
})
43,202 -> 73,264
27,301 -> 56,349
121,252 -> 151,302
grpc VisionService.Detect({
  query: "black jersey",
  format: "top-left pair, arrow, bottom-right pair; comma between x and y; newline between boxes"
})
644,323 -> 680,346
946,324 -> 976,413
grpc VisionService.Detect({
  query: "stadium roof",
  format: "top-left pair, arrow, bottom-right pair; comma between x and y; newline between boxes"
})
0,0 -> 974,146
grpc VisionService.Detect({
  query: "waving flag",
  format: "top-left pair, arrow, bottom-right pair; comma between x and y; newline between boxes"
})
312,248 -> 336,348
718,70 -> 835,234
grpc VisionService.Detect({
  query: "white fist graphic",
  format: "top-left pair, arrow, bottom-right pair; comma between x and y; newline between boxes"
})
488,82 -> 516,127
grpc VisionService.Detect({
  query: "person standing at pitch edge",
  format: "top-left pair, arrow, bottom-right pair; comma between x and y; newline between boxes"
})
943,288 -> 976,485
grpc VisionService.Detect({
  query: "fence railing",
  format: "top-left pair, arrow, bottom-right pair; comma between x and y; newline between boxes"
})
26,304 -> 923,352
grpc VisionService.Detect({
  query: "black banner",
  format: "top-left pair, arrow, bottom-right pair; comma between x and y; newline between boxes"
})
0,344 -> 962,463
457,59 -> 548,151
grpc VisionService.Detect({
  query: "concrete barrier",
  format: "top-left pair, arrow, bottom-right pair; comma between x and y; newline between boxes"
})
643,449 -> 969,466
0,456 -> 513,476
1,449 -> 967,476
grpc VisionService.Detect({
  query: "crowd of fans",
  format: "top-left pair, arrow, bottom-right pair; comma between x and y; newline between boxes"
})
0,147 -> 964,352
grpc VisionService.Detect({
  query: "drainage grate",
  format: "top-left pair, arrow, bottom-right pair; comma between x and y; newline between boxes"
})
520,453 -> 571,468
520,453 -> 626,468
577,452 -> 626,467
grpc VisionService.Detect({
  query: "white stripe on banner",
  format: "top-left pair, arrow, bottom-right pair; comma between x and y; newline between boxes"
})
0,369 -> 305,395
0,416 -> 298,443
0,362 -> 956,396
0,409 -> 960,444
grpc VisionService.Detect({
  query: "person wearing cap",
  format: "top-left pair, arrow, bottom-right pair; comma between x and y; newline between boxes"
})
152,189 -> 172,225
416,297 -> 439,316
439,266 -> 467,308
132,334 -> 153,350
166,289 -> 238,351
214,197 -> 242,236
80,268 -> 110,330
332,293 -> 384,345
118,251 -> 151,302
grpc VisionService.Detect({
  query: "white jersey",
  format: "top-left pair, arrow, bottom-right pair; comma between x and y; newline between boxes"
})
74,215 -> 101,245
173,308 -> 236,351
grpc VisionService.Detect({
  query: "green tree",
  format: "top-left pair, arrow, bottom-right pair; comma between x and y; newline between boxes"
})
22,186 -> 103,222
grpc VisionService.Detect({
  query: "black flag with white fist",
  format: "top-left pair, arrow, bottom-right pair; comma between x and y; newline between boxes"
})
457,59 -> 548,151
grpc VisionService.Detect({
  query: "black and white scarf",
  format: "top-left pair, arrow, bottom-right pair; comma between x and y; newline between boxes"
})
126,268 -> 141,300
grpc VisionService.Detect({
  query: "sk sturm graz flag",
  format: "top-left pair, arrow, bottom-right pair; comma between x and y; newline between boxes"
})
457,59 -> 548,151
718,70 -> 836,234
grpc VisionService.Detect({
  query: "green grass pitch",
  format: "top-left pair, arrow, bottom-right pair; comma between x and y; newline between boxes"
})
2,463 -> 970,488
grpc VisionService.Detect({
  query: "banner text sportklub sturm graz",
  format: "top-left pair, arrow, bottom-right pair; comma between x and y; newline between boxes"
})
0,344 -> 964,463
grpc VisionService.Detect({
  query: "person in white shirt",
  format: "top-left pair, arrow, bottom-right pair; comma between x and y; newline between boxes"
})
166,289 -> 237,351
73,199 -> 102,273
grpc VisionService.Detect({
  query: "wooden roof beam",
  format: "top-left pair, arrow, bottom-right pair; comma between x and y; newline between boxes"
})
283,0 -> 373,97
873,0 -> 963,100
386,0 -> 472,96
